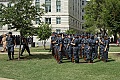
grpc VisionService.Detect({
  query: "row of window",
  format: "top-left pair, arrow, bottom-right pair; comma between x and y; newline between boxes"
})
36,17 -> 61,24
45,0 -> 61,12
35,0 -> 61,13
45,5 -> 61,12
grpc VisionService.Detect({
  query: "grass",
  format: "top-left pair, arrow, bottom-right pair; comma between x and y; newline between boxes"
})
0,52 -> 120,80
14,45 -> 120,53
14,46 -> 50,52
109,46 -> 120,52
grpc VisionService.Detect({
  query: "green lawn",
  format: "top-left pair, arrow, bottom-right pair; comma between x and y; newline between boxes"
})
30,46 -> 50,52
0,52 -> 120,80
109,46 -> 120,52
14,46 -> 50,52
14,46 -> 120,53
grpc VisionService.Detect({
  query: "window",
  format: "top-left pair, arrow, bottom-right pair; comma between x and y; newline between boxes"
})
35,2 -> 40,12
82,8 -> 84,12
36,18 -> 40,24
82,1 -> 84,5
45,5 -> 51,12
7,3 -> 11,7
45,18 -> 51,24
35,2 -> 40,8
45,0 -> 51,12
82,16 -> 84,20
56,0 -> 61,12
8,25 -> 12,30
56,17 -> 61,24
35,0 -> 40,2
56,5 -> 61,12
45,0 -> 51,1
0,26 -> 2,30
56,29 -> 61,33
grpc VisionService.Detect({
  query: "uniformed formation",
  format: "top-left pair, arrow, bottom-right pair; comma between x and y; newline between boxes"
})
50,32 -> 110,64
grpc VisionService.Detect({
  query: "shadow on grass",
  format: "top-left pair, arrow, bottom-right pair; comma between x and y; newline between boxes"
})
114,53 -> 120,56
14,54 -> 53,61
94,58 -> 115,63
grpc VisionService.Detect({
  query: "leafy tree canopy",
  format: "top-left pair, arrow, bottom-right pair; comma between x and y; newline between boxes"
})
65,29 -> 76,34
0,0 -> 44,36
84,0 -> 120,35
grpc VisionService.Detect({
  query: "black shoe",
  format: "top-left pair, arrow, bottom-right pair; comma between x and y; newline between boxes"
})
105,60 -> 108,62
90,60 -> 93,63
75,60 -> 79,63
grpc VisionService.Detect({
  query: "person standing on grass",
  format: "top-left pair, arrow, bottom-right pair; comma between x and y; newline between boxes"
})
6,32 -> 16,60
94,34 -> 99,58
20,37 -> 32,56
1,34 -> 7,52
103,35 -> 109,62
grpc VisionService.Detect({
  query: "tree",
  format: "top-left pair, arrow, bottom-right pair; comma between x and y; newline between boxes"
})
0,3 -> 5,29
36,23 -> 52,50
84,0 -> 120,42
101,0 -> 120,42
85,26 -> 97,34
65,29 -> 76,34
84,0 -> 105,34
1,0 -> 44,59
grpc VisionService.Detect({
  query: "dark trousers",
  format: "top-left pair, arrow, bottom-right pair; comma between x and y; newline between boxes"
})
7,46 -> 14,60
21,45 -> 30,55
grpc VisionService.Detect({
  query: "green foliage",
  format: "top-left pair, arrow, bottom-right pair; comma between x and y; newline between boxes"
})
84,0 -> 120,34
36,23 -> 52,49
85,26 -> 97,34
37,23 -> 52,41
1,0 -> 44,36
0,3 -> 5,28
65,29 -> 76,34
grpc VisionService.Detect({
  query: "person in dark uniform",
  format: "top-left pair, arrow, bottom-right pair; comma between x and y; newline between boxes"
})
71,34 -> 79,63
20,37 -> 32,56
67,34 -> 72,61
50,32 -> 56,56
94,34 -> 99,58
103,35 -> 109,62
82,34 -> 90,61
6,32 -> 16,60
56,33 -> 63,64
89,35 -> 96,63
99,35 -> 105,61
78,34 -> 82,58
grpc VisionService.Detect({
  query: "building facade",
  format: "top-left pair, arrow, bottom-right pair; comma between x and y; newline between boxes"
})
0,0 -> 88,35
33,0 -> 88,33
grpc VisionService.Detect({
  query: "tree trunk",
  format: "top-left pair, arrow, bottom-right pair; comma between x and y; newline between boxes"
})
42,40 -> 46,50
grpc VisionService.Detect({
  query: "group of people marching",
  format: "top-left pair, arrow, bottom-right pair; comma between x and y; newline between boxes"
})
50,32 -> 109,64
